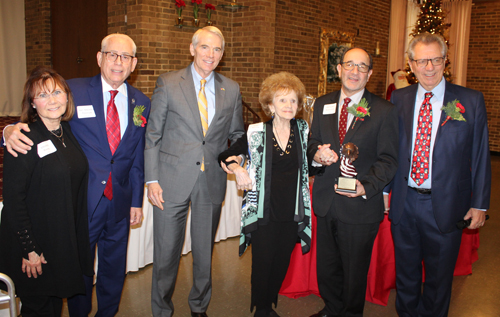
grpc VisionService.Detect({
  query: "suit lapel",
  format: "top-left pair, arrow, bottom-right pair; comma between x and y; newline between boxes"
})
89,75 -> 111,156
343,90 -> 371,144
179,66 -> 203,137
120,83 -> 136,145
434,81 -> 457,150
402,85 -> 418,156
327,91 -> 341,151
208,73 -> 225,137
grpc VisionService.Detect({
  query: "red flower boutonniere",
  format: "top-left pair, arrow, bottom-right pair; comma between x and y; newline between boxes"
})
441,99 -> 466,126
133,105 -> 147,127
346,98 -> 370,129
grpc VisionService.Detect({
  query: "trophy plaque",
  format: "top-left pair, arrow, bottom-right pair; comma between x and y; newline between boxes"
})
337,142 -> 359,193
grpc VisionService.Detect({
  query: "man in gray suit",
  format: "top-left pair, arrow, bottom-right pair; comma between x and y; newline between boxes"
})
144,26 -> 244,317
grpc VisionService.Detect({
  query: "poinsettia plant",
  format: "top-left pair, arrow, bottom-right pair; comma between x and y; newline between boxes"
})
346,98 -> 370,129
205,3 -> 216,20
192,0 -> 203,19
175,0 -> 186,17
441,99 -> 466,126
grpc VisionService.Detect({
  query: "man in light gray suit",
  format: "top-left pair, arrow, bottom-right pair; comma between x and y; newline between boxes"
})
144,26 -> 244,317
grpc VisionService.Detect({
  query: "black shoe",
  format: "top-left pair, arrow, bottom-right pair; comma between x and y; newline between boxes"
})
191,312 -> 208,317
268,310 -> 280,317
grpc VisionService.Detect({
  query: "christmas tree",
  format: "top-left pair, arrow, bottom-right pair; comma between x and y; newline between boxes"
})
405,0 -> 452,84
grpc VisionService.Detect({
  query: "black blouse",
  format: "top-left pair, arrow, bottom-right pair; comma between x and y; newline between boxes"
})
269,123 -> 299,222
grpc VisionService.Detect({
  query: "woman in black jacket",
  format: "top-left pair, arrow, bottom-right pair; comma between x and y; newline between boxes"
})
0,67 -> 93,316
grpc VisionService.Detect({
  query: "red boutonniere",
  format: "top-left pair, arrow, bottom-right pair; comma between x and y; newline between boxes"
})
441,99 -> 466,126
133,106 -> 147,127
346,98 -> 370,129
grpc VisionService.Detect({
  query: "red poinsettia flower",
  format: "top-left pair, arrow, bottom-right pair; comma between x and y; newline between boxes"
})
192,0 -> 202,4
456,103 -> 465,113
356,106 -> 367,114
205,3 -> 216,10
176,0 -> 186,8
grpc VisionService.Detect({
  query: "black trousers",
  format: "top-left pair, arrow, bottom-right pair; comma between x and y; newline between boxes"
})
316,212 -> 379,317
250,220 -> 298,314
20,295 -> 63,317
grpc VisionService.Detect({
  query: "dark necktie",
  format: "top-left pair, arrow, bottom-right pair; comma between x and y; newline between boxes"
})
411,92 -> 433,186
338,97 -> 351,144
104,90 -> 120,200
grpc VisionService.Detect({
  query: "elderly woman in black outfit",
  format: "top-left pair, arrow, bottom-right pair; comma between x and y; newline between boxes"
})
0,67 -> 92,316
219,72 -> 312,317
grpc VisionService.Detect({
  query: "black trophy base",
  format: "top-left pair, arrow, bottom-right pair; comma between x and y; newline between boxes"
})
337,176 -> 357,193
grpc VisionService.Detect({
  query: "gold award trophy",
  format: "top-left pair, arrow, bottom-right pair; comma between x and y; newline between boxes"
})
337,142 -> 359,193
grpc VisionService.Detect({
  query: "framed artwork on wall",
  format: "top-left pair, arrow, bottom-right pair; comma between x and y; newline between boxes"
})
318,28 -> 356,96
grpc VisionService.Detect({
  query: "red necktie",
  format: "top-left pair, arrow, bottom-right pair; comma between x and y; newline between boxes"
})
411,92 -> 433,186
338,97 -> 351,144
104,90 -> 120,200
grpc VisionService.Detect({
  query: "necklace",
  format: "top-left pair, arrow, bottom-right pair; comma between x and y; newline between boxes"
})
272,121 -> 293,156
49,124 -> 66,147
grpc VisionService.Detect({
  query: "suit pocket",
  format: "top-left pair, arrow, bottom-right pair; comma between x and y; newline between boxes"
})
159,152 -> 179,166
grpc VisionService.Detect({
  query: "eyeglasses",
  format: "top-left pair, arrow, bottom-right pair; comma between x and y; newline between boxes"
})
102,51 -> 135,64
410,57 -> 445,68
34,90 -> 66,102
341,62 -> 370,73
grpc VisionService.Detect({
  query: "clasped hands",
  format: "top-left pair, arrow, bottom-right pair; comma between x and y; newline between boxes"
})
313,144 -> 338,166
221,156 -> 253,191
314,144 -> 366,198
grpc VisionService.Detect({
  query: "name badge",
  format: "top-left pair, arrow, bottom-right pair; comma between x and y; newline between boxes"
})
37,140 -> 57,158
77,105 -> 96,118
323,103 -> 337,115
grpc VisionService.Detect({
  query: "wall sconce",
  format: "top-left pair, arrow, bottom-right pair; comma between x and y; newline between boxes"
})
375,41 -> 381,57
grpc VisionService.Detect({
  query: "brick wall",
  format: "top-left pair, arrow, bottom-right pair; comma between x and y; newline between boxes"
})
23,0 -> 390,118
467,0 -> 500,152
25,0 -> 52,72
274,0 -> 391,103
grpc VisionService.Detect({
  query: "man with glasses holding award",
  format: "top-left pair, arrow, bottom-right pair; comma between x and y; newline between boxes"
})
308,47 -> 398,317
386,33 -> 491,317
4,33 -> 151,316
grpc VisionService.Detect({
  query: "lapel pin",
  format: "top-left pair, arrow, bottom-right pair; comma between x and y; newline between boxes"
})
221,88 -> 225,91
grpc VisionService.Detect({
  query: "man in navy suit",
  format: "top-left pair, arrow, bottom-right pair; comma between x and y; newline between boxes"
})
386,33 -> 491,317
5,34 -> 151,316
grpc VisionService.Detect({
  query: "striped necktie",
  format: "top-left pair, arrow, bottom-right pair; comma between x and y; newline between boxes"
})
198,79 -> 208,171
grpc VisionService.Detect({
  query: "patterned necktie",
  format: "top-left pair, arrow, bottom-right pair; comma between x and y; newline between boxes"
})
338,97 -> 351,144
411,92 -> 433,186
198,79 -> 208,171
104,90 -> 120,200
